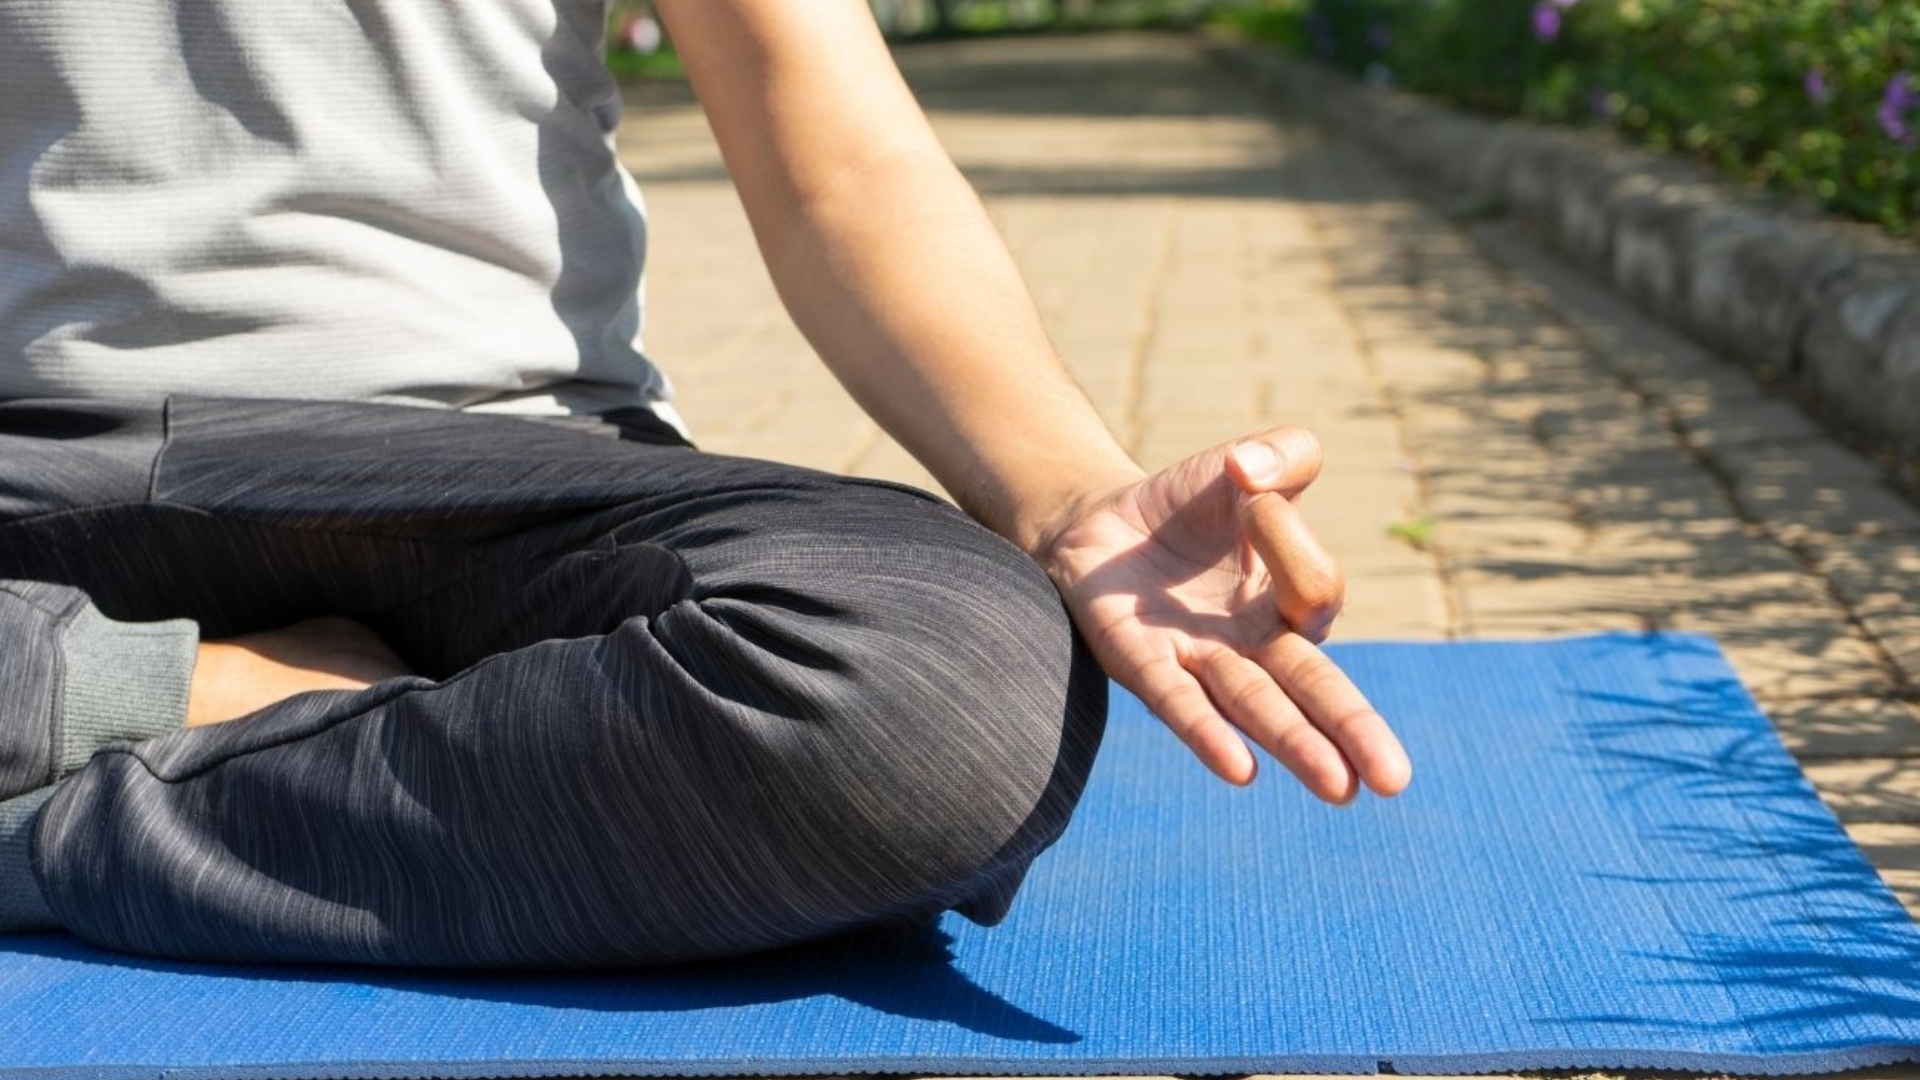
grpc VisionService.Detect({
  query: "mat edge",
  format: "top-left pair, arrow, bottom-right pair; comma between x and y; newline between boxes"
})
12,1047 -> 1918,1080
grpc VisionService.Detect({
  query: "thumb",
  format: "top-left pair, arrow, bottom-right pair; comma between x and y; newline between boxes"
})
1223,427 -> 1323,497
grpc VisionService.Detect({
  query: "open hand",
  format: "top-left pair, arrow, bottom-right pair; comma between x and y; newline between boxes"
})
1039,427 -> 1412,803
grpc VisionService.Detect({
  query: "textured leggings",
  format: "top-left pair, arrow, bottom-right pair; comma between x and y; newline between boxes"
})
0,395 -> 1109,969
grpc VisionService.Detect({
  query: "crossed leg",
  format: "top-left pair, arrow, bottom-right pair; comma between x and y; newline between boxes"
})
0,395 -> 1107,969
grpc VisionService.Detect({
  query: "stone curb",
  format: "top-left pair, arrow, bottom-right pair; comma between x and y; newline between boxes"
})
1200,30 -> 1920,464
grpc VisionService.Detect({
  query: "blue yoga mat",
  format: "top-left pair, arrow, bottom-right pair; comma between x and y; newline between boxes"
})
3,632 -> 1918,1078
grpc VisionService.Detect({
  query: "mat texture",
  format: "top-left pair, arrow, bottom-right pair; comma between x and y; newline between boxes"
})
3,632 -> 1918,1078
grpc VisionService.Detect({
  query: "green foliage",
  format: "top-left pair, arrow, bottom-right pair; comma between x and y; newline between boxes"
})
1386,514 -> 1437,550
603,48 -> 683,82
1212,0 -> 1920,237
1211,0 -> 1313,53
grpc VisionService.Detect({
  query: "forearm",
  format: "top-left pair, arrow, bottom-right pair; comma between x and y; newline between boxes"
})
755,149 -> 1142,558
657,0 -> 1140,560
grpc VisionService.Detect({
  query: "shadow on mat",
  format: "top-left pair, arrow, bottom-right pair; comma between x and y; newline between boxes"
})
0,921 -> 1079,1043
1556,633 -> 1920,1035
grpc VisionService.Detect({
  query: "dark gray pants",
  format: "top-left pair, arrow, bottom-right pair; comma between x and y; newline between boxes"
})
0,395 -> 1107,969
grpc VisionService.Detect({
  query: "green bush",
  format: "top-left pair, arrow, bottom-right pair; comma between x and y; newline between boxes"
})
1213,0 -> 1920,237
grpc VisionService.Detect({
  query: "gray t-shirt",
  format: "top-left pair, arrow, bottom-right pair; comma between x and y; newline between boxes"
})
0,0 -> 681,431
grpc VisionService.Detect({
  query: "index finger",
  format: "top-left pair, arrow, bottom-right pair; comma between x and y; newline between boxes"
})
1238,489 -> 1345,643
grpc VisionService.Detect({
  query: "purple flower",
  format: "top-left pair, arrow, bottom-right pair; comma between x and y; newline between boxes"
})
1881,106 -> 1908,144
1888,72 -> 1919,109
1366,22 -> 1392,50
1531,2 -> 1562,42
1880,72 -> 1919,146
1804,68 -> 1830,106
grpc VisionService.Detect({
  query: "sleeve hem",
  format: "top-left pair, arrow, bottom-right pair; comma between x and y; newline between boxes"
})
57,604 -> 199,777
0,786 -> 58,932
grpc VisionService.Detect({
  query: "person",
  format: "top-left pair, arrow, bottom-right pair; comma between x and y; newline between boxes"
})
0,0 -> 1412,970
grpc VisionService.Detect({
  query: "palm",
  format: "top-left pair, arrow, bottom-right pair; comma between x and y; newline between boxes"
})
1044,431 -> 1410,803
1065,461 -> 1281,658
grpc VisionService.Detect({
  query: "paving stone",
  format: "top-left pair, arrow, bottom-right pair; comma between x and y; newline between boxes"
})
1263,368 -> 1382,410
1437,513 -> 1589,564
1134,424 -> 1261,470
1422,485 -> 1571,531
1621,354 -> 1774,418
1577,517 -> 1776,565
1366,342 -> 1486,395
1815,532 -> 1920,685
1803,759 -> 1920,824
1302,456 -> 1422,510
1565,457 -> 1745,532
1670,391 -> 1829,452
1844,822 -> 1920,919
1050,330 -> 1141,367
1452,555 -> 1894,696
1307,437 -> 1416,483
1724,441 -> 1920,543
1452,560 -> 1668,637
1324,520 -> 1440,573
1765,698 -> 1920,760
1530,393 -> 1675,454
1684,611 -> 1897,700
1134,393 -> 1263,427
1333,564 -> 1452,642
1396,407 -> 1538,464
1455,523 -> 1891,694
1458,596 -> 1654,637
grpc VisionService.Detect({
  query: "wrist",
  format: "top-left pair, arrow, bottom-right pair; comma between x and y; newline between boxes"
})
1014,463 -> 1144,577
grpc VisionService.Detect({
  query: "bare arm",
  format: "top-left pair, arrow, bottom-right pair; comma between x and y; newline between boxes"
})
652,0 -> 1411,801
656,0 -> 1137,557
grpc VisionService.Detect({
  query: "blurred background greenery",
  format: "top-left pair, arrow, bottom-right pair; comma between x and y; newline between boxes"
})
1208,0 -> 1919,237
603,0 -> 1919,238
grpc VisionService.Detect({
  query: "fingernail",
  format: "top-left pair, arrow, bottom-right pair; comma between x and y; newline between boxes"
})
1231,441 -> 1283,484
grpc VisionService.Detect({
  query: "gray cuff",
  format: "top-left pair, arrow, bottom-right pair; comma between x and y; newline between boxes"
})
0,785 -> 57,932
57,603 -> 199,776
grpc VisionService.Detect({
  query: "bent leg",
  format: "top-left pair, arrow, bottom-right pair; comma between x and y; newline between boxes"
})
3,396 -> 1108,968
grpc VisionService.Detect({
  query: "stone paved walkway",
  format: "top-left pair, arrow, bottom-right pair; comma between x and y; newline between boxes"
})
616,32 -> 1920,926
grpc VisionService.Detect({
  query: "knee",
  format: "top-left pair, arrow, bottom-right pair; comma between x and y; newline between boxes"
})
843,506 -> 1110,904
659,480 -> 1110,932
